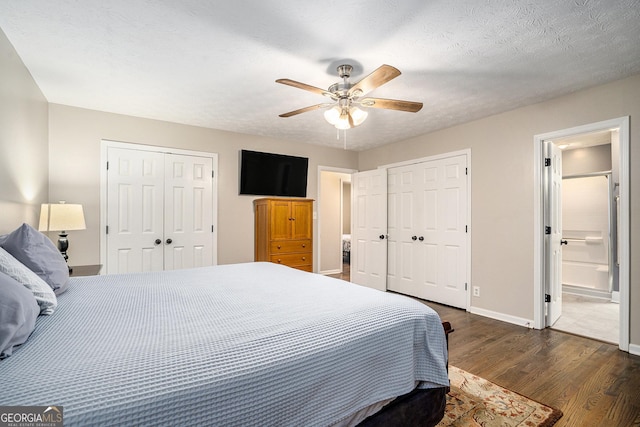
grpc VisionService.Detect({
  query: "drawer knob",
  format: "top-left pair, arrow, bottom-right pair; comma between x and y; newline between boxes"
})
301,243 -> 306,248
277,259 -> 281,263
301,257 -> 306,261
277,245 -> 281,249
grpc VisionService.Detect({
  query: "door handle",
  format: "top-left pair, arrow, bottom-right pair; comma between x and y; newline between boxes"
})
154,239 -> 161,245
560,239 -> 568,245
412,236 -> 417,241
418,236 -> 424,241
379,234 -> 386,240
166,238 -> 173,244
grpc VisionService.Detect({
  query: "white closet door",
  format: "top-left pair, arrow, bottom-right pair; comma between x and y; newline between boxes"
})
431,155 -> 467,308
351,169 -> 387,291
164,154 -> 214,270
106,148 -> 165,274
387,164 -> 422,293
387,155 -> 468,308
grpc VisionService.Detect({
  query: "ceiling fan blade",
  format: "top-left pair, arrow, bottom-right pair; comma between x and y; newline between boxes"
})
359,97 -> 423,113
348,64 -> 401,97
279,103 -> 330,118
276,79 -> 334,98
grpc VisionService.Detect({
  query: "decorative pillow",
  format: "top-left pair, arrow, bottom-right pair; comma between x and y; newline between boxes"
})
0,223 -> 70,295
0,271 -> 39,358
0,247 -> 57,315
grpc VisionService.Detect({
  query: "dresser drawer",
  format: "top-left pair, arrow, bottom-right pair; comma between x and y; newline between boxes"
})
270,239 -> 311,254
270,253 -> 311,267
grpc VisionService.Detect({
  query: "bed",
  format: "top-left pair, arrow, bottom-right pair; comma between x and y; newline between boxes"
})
1,254 -> 449,425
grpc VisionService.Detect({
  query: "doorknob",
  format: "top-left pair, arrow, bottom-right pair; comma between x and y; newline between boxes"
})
412,236 -> 417,241
166,238 -> 173,244
560,239 -> 568,245
154,239 -> 161,245
379,234 -> 386,240
418,236 -> 424,241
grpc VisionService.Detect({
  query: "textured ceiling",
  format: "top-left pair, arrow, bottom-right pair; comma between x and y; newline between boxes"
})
1,0 -> 639,151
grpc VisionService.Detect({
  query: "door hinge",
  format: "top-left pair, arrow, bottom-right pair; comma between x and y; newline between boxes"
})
465,283 -> 468,291
544,158 -> 551,167
106,161 -> 109,170
465,167 -> 468,175
545,226 -> 551,235
545,294 -> 551,303
465,225 -> 468,233
212,170 -> 215,178
211,225 -> 214,233
106,225 -> 109,235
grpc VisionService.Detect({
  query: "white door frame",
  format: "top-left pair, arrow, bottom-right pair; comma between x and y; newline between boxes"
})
532,117 -> 629,352
317,166 -> 357,275
100,140 -> 219,271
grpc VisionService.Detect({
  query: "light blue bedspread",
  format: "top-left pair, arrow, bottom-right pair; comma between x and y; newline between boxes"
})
0,262 -> 448,426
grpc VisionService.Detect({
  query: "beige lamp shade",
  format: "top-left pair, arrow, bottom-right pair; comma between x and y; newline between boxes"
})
39,203 -> 86,232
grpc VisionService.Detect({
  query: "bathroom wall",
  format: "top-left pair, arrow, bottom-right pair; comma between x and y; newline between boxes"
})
562,143 -> 613,295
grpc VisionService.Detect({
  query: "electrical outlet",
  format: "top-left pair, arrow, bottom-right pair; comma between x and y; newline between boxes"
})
473,286 -> 480,297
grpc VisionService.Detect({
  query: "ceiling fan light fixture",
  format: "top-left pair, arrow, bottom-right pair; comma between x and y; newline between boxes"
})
349,106 -> 368,127
334,109 -> 352,130
324,105 -> 342,125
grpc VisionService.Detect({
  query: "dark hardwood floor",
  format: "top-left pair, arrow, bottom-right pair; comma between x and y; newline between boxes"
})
329,264 -> 640,425
423,300 -> 640,427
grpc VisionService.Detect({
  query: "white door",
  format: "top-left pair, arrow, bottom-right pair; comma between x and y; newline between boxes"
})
545,142 -> 563,326
351,169 -> 387,291
388,155 -> 468,308
164,154 -> 214,270
387,164 -> 422,295
107,147 -> 215,274
107,148 -> 165,274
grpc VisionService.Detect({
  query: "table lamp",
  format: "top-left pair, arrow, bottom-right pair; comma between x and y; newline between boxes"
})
39,202 -> 86,272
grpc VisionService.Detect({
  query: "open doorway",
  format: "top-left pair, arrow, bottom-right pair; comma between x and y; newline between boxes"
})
549,131 -> 619,344
533,117 -> 630,352
318,167 -> 355,279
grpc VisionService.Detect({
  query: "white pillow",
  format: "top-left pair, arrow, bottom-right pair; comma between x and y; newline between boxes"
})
0,247 -> 57,315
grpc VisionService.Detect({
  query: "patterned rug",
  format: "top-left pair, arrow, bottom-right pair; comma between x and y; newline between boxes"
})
438,366 -> 563,426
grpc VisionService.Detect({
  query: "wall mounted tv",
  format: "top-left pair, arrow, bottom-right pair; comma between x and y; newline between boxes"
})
239,150 -> 309,197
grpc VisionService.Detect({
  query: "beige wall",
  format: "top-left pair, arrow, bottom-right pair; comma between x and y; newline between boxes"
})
358,73 -> 640,348
47,104 -> 359,267
0,29 -> 49,233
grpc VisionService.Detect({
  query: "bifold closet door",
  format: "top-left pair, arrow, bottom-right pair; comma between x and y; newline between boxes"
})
107,148 -> 214,274
387,155 -> 468,308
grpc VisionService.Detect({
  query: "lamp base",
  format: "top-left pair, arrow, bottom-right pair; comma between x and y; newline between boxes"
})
58,232 -> 69,262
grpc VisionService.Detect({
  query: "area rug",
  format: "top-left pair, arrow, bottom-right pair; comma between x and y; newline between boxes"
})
437,366 -> 563,426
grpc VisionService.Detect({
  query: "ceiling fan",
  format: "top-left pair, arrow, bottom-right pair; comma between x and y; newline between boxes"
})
276,64 -> 423,130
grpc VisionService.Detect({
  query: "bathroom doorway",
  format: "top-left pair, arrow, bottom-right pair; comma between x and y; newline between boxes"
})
549,130 -> 620,344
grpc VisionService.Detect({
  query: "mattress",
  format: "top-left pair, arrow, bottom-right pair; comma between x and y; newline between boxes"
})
0,262 -> 449,426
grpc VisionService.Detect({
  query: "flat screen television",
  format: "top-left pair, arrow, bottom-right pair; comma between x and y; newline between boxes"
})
239,150 -> 309,197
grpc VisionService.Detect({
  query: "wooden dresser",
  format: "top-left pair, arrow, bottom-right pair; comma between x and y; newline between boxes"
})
254,198 -> 313,272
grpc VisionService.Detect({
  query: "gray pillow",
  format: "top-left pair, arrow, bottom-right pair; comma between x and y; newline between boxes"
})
1,223 -> 70,295
0,247 -> 57,315
0,271 -> 40,358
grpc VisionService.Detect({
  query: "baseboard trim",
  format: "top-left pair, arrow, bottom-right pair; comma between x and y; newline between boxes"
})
629,343 -> 640,356
320,269 -> 341,276
468,306 -> 535,329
